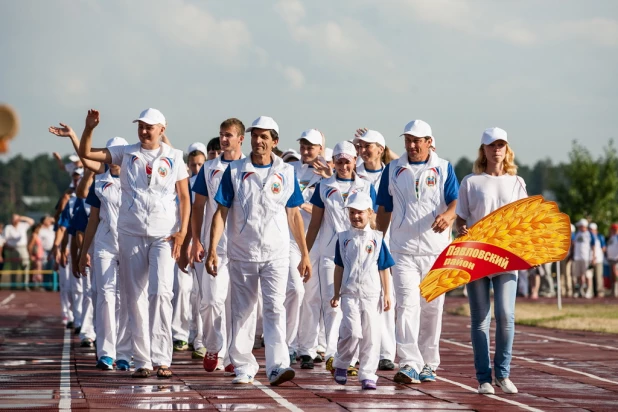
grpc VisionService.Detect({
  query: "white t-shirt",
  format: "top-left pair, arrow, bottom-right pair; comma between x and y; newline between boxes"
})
606,234 -> 618,261
336,178 -> 353,202
457,173 -> 528,227
39,226 -> 55,251
140,147 -> 159,185
3,222 -> 31,248
253,164 -> 272,187
297,165 -> 316,193
572,230 -> 594,262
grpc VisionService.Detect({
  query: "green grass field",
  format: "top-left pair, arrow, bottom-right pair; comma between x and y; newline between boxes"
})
448,302 -> 618,334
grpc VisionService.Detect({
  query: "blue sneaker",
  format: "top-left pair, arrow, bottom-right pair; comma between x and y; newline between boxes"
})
116,359 -> 131,371
334,368 -> 347,385
419,365 -> 436,382
96,356 -> 114,370
394,365 -> 421,384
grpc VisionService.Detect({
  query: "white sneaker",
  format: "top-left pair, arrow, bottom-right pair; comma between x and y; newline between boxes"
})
215,358 -> 224,371
477,382 -> 495,394
495,378 -> 518,394
269,367 -> 295,386
232,373 -> 254,384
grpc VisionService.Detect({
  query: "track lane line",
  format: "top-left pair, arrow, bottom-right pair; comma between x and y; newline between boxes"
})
436,376 -> 545,412
514,330 -> 618,351
252,380 -> 303,412
441,338 -> 618,385
0,293 -> 15,306
59,329 -> 71,411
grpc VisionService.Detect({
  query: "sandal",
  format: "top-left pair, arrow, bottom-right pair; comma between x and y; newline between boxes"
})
131,368 -> 152,378
156,366 -> 173,379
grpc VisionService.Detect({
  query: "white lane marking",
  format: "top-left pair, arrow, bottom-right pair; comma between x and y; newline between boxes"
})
252,380 -> 303,412
515,330 -> 618,351
59,329 -> 72,411
441,338 -> 618,385
0,293 -> 15,306
437,376 -> 545,412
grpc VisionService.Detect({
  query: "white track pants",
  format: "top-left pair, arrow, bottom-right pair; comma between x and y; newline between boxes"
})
392,253 -> 444,372
297,254 -> 336,359
285,247 -> 306,355
334,295 -> 381,382
58,265 -> 73,322
94,253 -> 127,360
118,234 -> 175,370
196,254 -> 231,363
171,264 -> 193,342
189,267 -> 203,349
116,262 -> 132,362
79,271 -> 96,341
380,273 -> 396,360
70,262 -> 84,328
228,258 -> 289,377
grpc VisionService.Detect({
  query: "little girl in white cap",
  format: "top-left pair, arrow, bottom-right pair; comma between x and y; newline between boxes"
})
330,191 -> 394,390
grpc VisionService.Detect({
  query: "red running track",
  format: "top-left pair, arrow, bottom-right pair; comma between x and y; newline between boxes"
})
0,291 -> 617,411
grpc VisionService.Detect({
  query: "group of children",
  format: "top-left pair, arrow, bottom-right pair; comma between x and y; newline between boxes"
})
47,108 -> 526,394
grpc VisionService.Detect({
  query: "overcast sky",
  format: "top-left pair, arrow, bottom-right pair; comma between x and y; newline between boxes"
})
1,0 -> 617,165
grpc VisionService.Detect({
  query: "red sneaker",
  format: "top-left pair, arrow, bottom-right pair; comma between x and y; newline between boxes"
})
224,363 -> 235,376
203,352 -> 218,372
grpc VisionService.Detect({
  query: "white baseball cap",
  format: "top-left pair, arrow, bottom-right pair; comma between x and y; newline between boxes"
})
401,120 -> 433,138
282,149 -> 301,162
297,129 -> 323,146
481,127 -> 508,145
353,129 -> 386,147
106,137 -> 128,148
324,147 -> 333,162
333,141 -> 357,162
589,222 -> 598,230
133,108 -> 166,126
73,167 -> 84,176
187,142 -> 207,155
576,218 -> 588,228
68,154 -> 80,162
345,192 -> 373,211
570,224 -> 576,233
431,136 -> 437,149
246,116 -> 279,134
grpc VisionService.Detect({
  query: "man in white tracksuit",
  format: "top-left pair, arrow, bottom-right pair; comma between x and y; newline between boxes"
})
190,118 -> 246,375
172,143 -> 207,352
79,108 -> 190,379
376,120 -> 459,384
289,129 -> 325,369
206,116 -> 311,386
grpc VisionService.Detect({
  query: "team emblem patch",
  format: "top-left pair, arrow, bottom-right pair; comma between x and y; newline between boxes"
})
271,181 -> 282,194
366,243 -> 373,253
426,176 -> 436,187
158,166 -> 168,178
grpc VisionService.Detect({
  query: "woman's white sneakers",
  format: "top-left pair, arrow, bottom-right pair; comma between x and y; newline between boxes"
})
495,378 -> 518,394
477,382 -> 495,394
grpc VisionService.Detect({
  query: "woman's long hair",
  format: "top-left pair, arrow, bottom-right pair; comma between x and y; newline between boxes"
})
473,143 -> 517,175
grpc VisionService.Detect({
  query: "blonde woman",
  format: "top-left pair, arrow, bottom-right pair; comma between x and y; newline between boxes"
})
455,127 -> 527,395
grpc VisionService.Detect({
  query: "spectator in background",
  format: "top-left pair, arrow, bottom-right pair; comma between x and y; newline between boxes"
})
606,223 -> 618,298
38,216 -> 56,290
28,223 -> 45,290
589,223 -> 606,298
206,137 -> 221,160
571,219 -> 595,299
2,214 -> 35,289
324,148 -> 334,170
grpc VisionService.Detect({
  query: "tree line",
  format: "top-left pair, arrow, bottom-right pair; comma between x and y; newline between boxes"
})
1,141 -> 617,233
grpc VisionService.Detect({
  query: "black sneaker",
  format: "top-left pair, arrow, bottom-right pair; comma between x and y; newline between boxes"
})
66,321 -> 74,330
74,327 -> 81,335
313,353 -> 323,363
378,359 -> 396,371
300,355 -> 314,369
